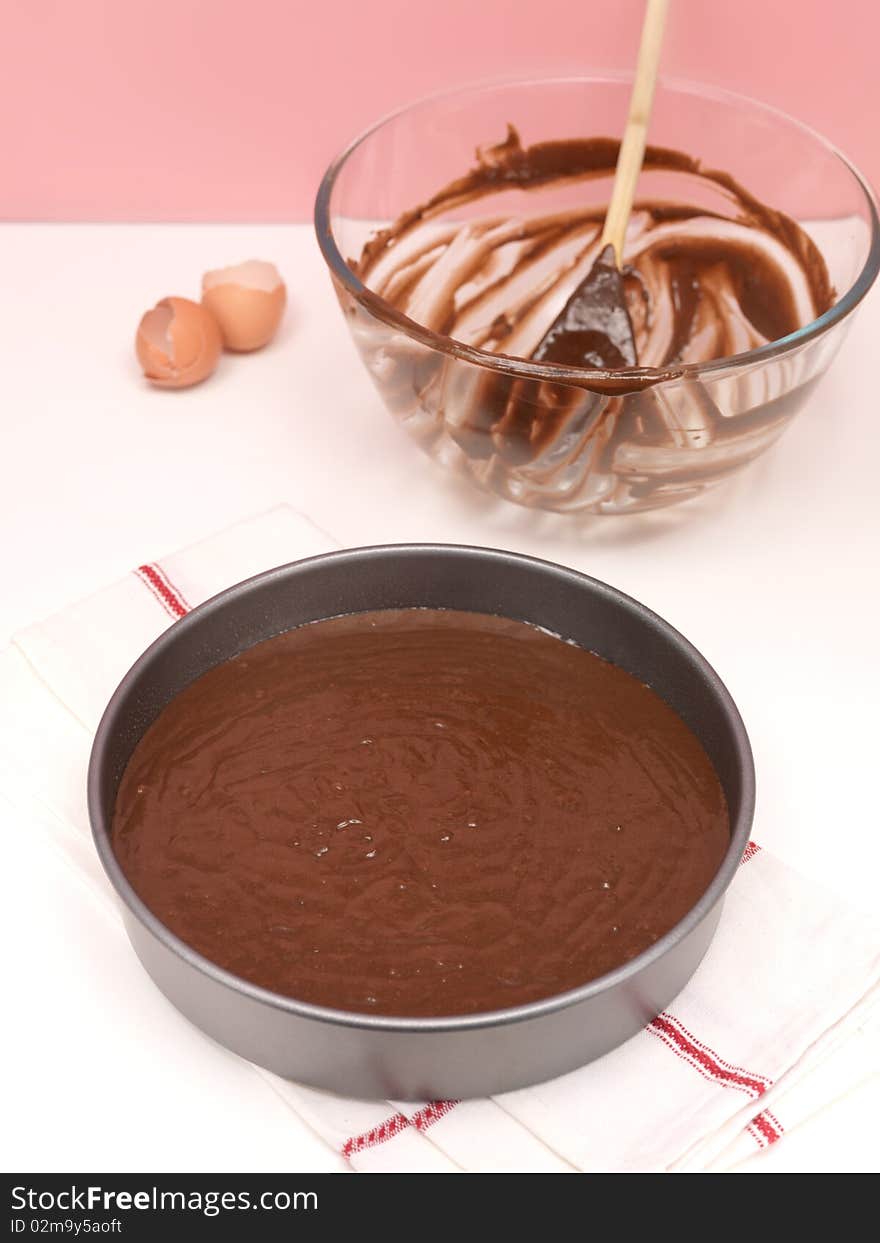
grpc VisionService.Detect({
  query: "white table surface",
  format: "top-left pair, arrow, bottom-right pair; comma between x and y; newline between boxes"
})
1,223 -> 878,1173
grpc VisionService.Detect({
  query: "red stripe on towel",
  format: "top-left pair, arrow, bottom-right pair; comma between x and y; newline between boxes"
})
341,1100 -> 458,1162
657,1013 -> 772,1089
739,840 -> 762,866
341,1112 -> 411,1159
747,1109 -> 784,1149
412,1100 -> 458,1131
648,1012 -> 771,1099
135,563 -> 190,618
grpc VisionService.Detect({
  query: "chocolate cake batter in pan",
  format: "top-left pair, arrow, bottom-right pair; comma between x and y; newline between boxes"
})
89,546 -> 754,1099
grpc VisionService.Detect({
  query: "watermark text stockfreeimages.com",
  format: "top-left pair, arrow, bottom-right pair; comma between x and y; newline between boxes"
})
10,1184 -> 318,1219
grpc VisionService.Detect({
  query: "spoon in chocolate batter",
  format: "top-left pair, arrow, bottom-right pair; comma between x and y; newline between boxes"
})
533,0 -> 669,370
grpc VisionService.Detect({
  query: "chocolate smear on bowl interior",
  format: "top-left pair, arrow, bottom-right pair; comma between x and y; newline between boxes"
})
352,128 -> 833,474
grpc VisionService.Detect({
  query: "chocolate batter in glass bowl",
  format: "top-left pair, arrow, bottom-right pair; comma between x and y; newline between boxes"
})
316,75 -> 879,514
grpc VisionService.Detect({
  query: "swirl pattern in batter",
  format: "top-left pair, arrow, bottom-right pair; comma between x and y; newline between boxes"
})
355,128 -> 832,372
346,130 -> 835,510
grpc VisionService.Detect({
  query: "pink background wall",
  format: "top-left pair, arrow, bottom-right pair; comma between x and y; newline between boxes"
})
2,0 -> 877,221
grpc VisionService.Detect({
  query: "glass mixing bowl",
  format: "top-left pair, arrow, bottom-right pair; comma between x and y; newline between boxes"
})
315,75 -> 879,514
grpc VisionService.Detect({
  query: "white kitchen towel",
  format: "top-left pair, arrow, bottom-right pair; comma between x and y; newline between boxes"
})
2,504 -> 878,1173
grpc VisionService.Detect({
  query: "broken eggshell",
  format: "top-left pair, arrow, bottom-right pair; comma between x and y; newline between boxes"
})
201,260 -> 286,352
135,297 -> 223,389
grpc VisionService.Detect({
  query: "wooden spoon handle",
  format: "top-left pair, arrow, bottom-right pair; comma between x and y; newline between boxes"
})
601,0 -> 670,266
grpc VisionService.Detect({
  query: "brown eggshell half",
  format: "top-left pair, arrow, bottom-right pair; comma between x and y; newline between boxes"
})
201,260 -> 287,352
135,297 -> 223,388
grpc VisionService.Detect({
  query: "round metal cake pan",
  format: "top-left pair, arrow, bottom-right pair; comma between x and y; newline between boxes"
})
88,544 -> 755,1101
